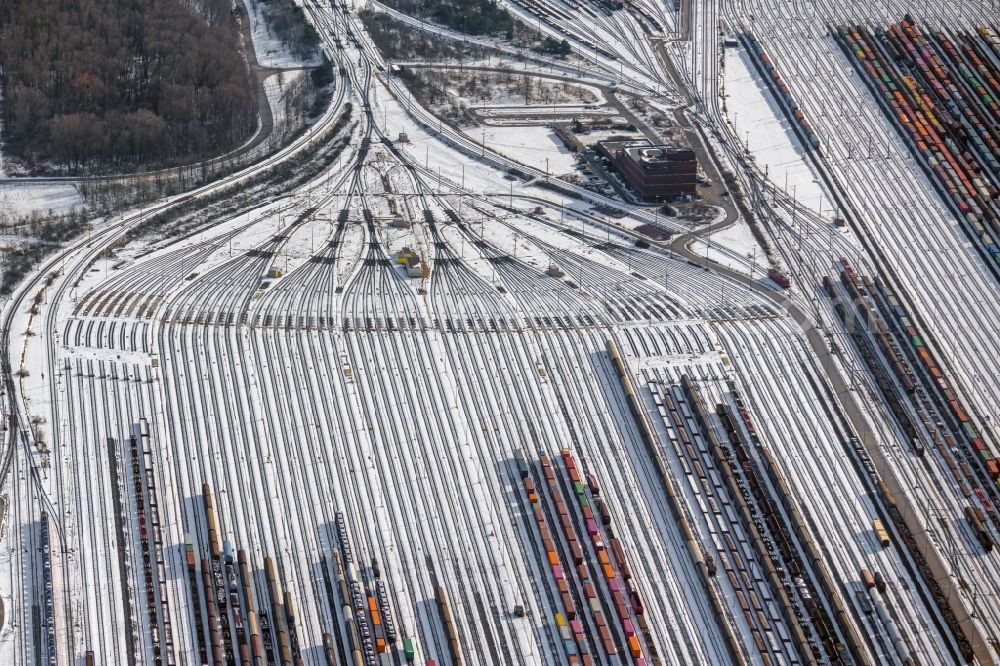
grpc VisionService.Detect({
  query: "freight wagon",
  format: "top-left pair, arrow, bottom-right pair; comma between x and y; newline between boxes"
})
872,519 -> 890,547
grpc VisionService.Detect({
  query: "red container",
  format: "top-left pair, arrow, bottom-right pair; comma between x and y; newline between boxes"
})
985,459 -> 999,479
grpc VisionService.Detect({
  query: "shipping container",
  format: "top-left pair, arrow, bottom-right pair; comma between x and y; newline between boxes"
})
872,519 -> 890,547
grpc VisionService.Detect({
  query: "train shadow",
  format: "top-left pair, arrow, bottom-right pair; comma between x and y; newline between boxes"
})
589,346 -> 659,474
855,526 -> 881,558
20,518 -> 47,666
181,493 -> 206,564
309,550 -> 346,663
736,46 -> 795,138
415,596 -> 445,663
299,643 -> 326,664
313,519 -> 341,615
497,455 -> 526,513
586,345 -> 700,554
162,540 -> 190,586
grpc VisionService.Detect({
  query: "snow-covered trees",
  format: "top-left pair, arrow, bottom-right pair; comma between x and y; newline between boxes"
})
0,0 -> 255,172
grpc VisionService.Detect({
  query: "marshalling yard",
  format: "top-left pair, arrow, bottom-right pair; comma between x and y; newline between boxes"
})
1,0 -> 1000,665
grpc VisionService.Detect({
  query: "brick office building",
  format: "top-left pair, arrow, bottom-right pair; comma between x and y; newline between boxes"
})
597,139 -> 697,200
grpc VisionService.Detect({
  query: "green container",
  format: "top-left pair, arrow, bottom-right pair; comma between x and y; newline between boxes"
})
403,637 -> 415,661
911,336 -> 923,348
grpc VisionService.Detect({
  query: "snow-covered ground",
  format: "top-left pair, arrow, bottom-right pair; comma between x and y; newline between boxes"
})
379,84 -> 589,209
722,48 -> 827,217
569,128 -> 642,146
450,75 -> 602,109
482,125 -> 579,176
245,0 -> 322,69
0,182 -> 84,221
263,69 -> 307,127
689,219 -> 766,277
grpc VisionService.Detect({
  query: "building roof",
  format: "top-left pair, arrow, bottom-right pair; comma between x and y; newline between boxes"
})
625,145 -> 695,168
598,139 -> 694,168
597,138 -> 653,156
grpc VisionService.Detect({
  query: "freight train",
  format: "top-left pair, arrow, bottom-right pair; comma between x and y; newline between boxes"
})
742,30 -> 823,153
834,21 -> 1000,270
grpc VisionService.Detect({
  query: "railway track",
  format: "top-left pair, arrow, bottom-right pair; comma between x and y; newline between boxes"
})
8,0 -> 1000,664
